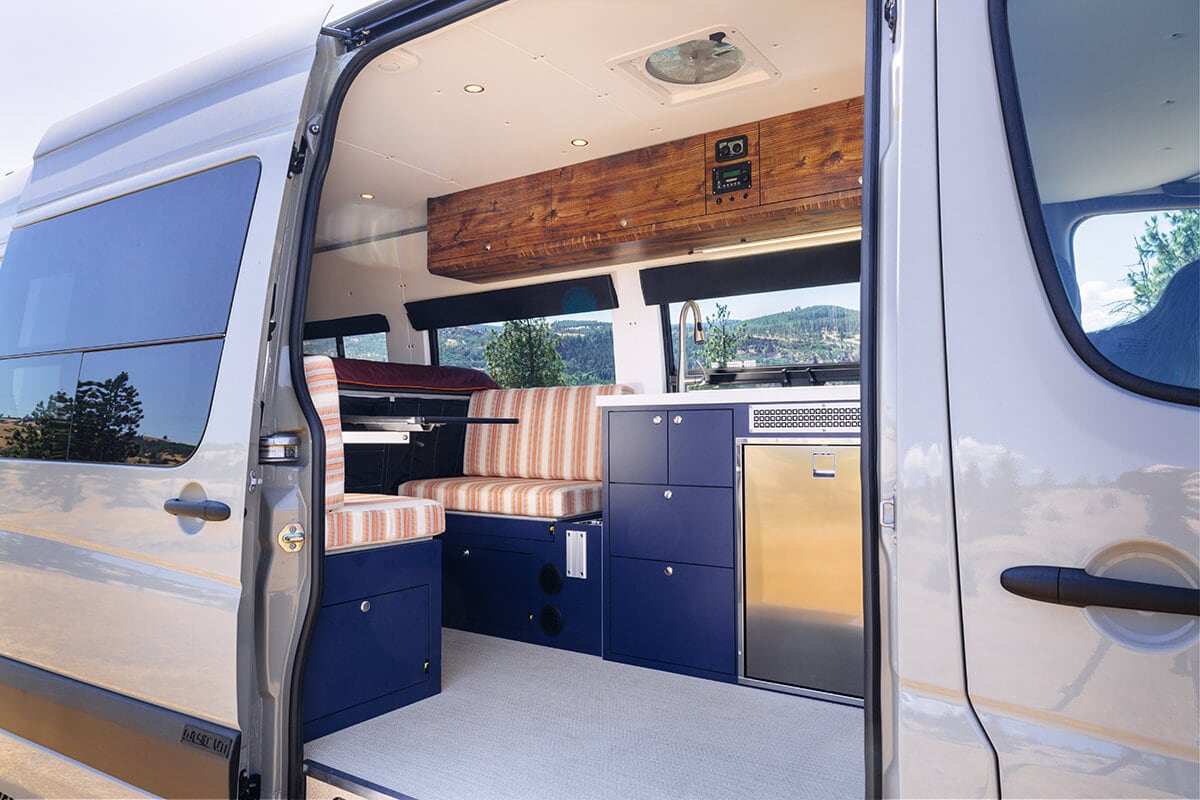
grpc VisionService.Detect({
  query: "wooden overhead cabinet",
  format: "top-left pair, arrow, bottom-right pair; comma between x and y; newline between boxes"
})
426,96 -> 864,283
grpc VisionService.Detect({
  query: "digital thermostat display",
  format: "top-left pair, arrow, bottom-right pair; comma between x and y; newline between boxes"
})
712,161 -> 752,193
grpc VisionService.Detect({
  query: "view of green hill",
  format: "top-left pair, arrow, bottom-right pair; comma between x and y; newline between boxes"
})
438,305 -> 859,384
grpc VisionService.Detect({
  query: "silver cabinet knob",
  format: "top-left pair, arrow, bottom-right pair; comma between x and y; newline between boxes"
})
483,242 -> 492,251
663,489 -> 672,500
463,548 -> 470,557
673,415 -> 683,424
664,566 -> 674,576
360,600 -> 371,613
652,415 -> 662,425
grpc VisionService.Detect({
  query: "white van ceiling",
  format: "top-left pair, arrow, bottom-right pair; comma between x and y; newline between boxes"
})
316,0 -> 866,251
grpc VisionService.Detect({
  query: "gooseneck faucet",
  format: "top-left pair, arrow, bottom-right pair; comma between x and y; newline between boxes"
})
677,299 -> 705,393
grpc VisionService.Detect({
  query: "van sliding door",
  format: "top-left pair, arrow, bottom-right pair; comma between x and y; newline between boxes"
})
0,12 -> 334,798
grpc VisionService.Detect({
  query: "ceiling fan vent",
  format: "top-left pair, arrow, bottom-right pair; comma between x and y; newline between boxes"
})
609,27 -> 779,105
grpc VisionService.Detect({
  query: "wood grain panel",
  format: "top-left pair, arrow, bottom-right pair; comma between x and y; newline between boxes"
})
427,172 -> 552,264
552,135 -> 706,238
759,96 -> 864,205
705,121 -> 760,214
428,189 -> 861,282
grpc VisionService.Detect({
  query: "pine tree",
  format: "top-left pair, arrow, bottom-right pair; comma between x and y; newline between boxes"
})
483,319 -> 567,388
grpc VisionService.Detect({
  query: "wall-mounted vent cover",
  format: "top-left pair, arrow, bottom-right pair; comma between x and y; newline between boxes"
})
749,403 -> 861,433
608,26 -> 780,105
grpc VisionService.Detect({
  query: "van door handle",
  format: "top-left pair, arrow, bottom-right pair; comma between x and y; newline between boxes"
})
164,498 -> 231,522
1001,565 -> 1200,617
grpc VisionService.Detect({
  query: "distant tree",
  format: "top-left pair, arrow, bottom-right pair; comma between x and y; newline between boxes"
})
70,372 -> 145,463
1114,209 -> 1200,318
0,391 -> 74,460
699,302 -> 748,368
484,319 -> 567,388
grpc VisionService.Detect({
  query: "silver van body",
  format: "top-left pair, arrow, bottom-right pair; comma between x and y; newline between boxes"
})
0,1 -> 1196,798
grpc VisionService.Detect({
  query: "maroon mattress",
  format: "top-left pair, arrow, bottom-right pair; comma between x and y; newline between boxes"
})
331,358 -> 498,393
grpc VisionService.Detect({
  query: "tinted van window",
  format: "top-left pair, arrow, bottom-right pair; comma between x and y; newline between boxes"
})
1002,1 -> 1199,398
0,159 -> 260,464
0,159 -> 260,355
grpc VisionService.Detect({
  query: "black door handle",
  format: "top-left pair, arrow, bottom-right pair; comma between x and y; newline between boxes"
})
1001,565 -> 1199,617
164,498 -> 231,522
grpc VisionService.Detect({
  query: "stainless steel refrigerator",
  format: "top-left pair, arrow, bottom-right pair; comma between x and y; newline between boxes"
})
739,441 -> 863,700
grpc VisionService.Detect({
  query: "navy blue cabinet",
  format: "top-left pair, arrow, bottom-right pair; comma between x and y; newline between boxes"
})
303,538 -> 442,741
604,405 -> 736,680
608,557 -> 736,675
608,483 -> 734,568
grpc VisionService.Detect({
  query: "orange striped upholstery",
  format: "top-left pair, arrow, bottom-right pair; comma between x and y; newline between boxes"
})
399,477 -> 603,518
304,356 -> 446,549
462,385 -> 634,481
305,356 -> 345,510
326,494 -> 446,551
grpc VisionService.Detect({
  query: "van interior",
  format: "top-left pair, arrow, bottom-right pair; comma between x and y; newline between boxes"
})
298,1 -> 869,797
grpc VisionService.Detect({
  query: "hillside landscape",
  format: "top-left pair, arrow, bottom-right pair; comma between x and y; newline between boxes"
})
438,305 -> 859,383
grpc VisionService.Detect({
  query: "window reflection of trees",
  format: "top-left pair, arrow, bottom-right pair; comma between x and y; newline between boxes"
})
0,371 -> 196,465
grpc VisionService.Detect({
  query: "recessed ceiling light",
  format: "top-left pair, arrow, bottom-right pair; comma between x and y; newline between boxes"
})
360,193 -> 375,200
571,138 -> 589,147
463,84 -> 485,94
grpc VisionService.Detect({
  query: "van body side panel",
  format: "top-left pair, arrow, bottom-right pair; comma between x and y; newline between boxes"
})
938,3 -> 1199,797
0,14 -> 328,796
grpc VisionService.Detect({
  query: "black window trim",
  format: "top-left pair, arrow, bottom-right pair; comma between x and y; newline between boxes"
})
988,0 -> 1200,407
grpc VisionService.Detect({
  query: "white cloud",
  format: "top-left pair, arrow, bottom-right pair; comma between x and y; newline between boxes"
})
1078,279 -> 1134,331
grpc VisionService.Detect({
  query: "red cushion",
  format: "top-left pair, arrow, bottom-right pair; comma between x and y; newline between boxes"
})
331,358 -> 498,392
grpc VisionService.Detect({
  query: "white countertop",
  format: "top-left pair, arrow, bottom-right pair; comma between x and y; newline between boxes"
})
597,385 -> 860,407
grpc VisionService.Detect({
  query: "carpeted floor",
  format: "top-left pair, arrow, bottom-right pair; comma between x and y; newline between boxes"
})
305,629 -> 863,800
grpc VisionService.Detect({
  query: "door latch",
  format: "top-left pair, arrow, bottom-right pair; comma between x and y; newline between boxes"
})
278,523 -> 306,553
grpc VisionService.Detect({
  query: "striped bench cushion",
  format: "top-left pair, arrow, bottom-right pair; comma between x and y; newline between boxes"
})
399,477 -> 602,518
464,385 -> 633,481
304,356 -> 345,510
326,494 -> 446,551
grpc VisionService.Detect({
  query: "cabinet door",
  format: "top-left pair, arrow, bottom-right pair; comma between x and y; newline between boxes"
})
303,586 -> 431,722
759,97 -> 864,206
553,136 -> 706,238
427,172 -> 552,265
667,409 -> 733,487
607,483 -> 734,568
442,542 -> 533,633
607,410 -> 669,484
608,557 -> 735,675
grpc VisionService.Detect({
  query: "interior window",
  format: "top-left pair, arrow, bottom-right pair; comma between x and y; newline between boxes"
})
1003,0 -> 1199,396
436,310 -> 615,388
666,283 -> 860,387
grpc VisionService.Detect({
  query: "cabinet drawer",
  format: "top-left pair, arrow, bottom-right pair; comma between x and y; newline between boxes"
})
608,483 -> 733,567
304,585 -> 431,722
607,410 -> 668,484
608,557 -> 735,675
667,409 -> 733,487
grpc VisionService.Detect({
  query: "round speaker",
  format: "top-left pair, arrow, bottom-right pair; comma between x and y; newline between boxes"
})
539,605 -> 564,635
539,563 -> 564,595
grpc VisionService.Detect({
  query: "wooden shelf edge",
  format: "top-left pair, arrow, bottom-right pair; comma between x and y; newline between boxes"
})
428,189 -> 863,283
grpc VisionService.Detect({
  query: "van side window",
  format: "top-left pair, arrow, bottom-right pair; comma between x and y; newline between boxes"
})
999,2 -> 1199,399
0,160 -> 261,464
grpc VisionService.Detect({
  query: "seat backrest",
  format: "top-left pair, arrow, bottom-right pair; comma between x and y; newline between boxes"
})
303,356 -> 345,510
464,385 -> 633,481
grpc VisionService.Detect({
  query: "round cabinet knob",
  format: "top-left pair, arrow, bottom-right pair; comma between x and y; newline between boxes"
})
663,489 -> 673,500
619,218 -> 628,228
483,242 -> 492,251
664,566 -> 674,577
673,415 -> 683,425
360,600 -> 371,613
652,415 -> 662,425
462,548 -> 470,557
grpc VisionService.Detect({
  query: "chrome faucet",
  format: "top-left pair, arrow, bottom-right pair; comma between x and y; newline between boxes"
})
677,299 -> 705,393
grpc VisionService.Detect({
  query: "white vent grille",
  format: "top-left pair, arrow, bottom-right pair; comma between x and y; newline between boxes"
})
749,403 -> 861,433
